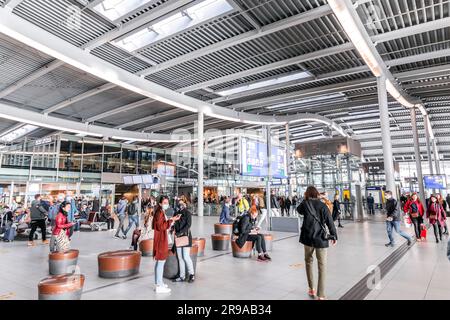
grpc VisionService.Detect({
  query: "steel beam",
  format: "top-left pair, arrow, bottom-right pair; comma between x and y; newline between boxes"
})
138,4 -> 333,76
115,109 -> 183,129
0,101 -> 193,142
177,43 -> 354,93
85,98 -> 156,122
0,9 -> 349,134
0,60 -> 64,99
42,83 -> 116,114
83,0 -> 194,50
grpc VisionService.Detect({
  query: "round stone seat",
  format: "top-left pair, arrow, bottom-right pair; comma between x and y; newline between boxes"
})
263,234 -> 274,251
163,245 -> 199,279
139,239 -> 154,257
98,250 -> 141,278
211,234 -> 230,251
49,249 -> 79,275
38,274 -> 85,300
192,237 -> 206,257
231,240 -> 253,258
214,223 -> 233,235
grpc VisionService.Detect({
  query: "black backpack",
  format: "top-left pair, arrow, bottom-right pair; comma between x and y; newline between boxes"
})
127,202 -> 137,215
232,215 -> 244,235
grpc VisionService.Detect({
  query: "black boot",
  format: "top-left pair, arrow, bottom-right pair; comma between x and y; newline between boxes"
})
188,274 -> 195,283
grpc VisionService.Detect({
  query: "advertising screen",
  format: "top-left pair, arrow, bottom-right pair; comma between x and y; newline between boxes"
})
423,175 -> 446,189
241,138 -> 287,178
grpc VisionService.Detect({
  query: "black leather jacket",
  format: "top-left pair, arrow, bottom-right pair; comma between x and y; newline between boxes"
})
173,207 -> 192,248
298,199 -> 337,248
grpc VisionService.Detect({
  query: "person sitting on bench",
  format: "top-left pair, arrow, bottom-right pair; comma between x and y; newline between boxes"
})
219,197 -> 233,224
235,205 -> 272,262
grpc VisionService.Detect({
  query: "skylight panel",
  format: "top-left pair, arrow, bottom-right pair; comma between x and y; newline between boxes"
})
0,124 -> 38,143
93,0 -> 153,22
111,0 -> 234,52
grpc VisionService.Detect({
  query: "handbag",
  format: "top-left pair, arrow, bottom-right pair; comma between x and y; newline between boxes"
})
305,200 -> 333,241
175,234 -> 189,247
55,229 -> 70,252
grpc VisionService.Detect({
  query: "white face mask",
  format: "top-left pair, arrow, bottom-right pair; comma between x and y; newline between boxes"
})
162,204 -> 169,211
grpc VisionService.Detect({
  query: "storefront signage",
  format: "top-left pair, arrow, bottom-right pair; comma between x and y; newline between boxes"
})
34,137 -> 52,146
123,174 -> 159,185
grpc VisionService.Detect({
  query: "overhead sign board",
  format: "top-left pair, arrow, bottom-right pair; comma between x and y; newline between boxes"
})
240,138 -> 287,178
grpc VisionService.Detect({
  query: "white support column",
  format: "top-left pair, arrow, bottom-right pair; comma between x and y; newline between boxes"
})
432,139 -> 441,175
9,181 -> 14,207
265,126 -> 272,230
285,123 -> 292,198
411,108 -> 426,204
197,111 -> 204,217
377,75 -> 396,194
423,115 -> 434,175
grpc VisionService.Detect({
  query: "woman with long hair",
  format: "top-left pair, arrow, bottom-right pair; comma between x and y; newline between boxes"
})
427,194 -> 445,243
436,193 -> 449,235
297,186 -> 337,300
404,193 -> 425,241
171,199 -> 195,283
152,196 -> 181,294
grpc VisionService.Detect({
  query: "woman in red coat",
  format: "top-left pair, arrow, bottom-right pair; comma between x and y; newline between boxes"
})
404,193 -> 424,241
152,195 -> 180,294
427,195 -> 445,243
50,201 -> 75,252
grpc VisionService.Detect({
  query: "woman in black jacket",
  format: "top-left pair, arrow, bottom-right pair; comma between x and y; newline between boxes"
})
332,195 -> 343,228
172,200 -> 195,283
297,186 -> 338,300
236,205 -> 271,262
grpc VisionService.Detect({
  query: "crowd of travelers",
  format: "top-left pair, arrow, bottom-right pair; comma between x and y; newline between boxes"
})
1,187 -> 449,300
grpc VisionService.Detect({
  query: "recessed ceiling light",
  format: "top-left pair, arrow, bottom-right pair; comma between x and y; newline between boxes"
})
216,71 -> 313,96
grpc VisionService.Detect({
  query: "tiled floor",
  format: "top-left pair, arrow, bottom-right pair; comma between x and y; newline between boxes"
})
365,233 -> 450,300
0,215 -> 430,300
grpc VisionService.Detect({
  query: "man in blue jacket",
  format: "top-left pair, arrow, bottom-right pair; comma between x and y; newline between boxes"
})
65,193 -> 78,237
219,197 -> 233,224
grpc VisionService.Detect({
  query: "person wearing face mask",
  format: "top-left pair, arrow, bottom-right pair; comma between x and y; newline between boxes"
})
384,191 -> 412,247
152,195 -> 181,294
50,201 -> 76,252
404,193 -> 425,241
219,197 -> 233,224
427,194 -> 446,243
171,200 -> 195,283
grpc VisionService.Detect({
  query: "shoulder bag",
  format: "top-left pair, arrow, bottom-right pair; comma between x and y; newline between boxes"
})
55,229 -> 70,252
305,200 -> 333,241
175,234 -> 189,247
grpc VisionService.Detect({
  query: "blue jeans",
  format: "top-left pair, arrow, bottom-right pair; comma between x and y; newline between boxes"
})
115,215 -> 126,237
176,247 -> 194,278
125,215 -> 139,235
386,220 -> 411,244
154,260 -> 166,286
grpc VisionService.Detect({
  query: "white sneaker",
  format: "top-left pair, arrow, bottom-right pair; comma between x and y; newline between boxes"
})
155,285 -> 171,294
